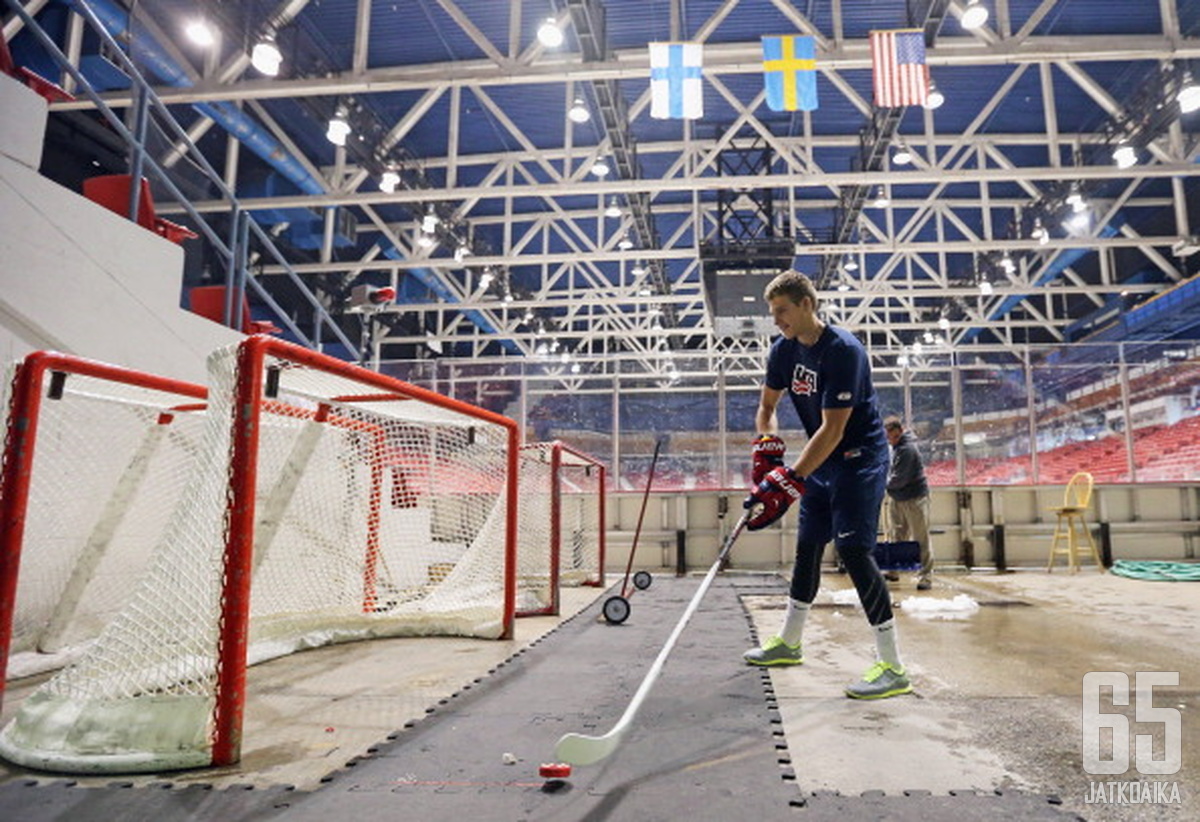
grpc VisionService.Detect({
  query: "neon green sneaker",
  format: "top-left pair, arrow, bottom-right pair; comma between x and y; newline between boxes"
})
845,661 -> 913,699
743,635 -> 804,666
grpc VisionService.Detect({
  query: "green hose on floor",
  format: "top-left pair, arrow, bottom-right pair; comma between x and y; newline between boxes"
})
1110,560 -> 1200,581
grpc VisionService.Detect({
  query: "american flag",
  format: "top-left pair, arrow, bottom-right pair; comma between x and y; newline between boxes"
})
870,29 -> 929,108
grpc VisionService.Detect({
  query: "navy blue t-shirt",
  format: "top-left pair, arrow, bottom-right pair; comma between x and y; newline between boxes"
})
764,324 -> 887,466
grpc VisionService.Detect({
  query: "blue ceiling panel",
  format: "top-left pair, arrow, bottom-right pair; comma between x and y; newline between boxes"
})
16,0 -> 1196,361
1018,0 -> 1163,36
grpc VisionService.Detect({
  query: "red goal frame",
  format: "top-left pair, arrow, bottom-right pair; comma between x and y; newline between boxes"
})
0,351 -> 208,709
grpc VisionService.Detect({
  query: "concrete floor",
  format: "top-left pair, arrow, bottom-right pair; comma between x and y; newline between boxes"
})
746,569 -> 1199,821
0,568 -> 1196,821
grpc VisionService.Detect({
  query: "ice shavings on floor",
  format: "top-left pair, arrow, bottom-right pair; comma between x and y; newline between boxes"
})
899,594 -> 981,620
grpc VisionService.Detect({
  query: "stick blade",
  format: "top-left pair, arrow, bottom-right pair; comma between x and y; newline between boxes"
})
554,729 -> 624,767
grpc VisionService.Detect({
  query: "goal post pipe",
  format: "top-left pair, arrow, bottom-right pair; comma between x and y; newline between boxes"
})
0,352 -> 206,712
551,442 -> 562,615
557,442 -> 607,587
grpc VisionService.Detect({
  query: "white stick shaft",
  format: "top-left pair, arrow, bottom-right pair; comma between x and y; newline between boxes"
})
555,513 -> 749,765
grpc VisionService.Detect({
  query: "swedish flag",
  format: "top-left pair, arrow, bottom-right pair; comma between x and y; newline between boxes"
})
762,35 -> 818,112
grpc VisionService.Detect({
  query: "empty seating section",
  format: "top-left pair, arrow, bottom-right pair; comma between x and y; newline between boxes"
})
1134,415 -> 1200,481
926,413 -> 1200,485
922,354 -> 1200,485
534,357 -> 1200,490
548,410 -> 1198,490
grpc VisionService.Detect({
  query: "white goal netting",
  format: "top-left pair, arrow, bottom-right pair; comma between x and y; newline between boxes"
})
514,442 -> 605,616
0,341 -> 516,773
0,356 -> 207,679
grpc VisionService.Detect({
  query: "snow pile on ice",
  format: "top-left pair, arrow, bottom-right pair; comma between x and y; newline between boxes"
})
898,593 -> 980,620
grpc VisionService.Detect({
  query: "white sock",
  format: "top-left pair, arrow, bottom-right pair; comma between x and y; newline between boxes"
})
873,619 -> 903,669
779,599 -> 810,647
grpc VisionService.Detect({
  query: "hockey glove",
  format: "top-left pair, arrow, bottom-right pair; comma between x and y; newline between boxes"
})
750,434 -> 786,485
744,466 -> 805,531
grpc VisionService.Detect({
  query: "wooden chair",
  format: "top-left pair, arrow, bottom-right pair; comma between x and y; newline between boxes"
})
1047,471 -> 1103,572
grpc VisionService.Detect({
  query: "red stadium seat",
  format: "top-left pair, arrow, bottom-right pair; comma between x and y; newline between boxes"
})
188,285 -> 280,335
82,174 -> 198,245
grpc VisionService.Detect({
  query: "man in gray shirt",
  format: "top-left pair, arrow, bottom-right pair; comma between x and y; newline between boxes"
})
884,417 -> 933,590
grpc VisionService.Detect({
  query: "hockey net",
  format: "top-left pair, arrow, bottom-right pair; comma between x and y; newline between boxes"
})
0,338 -> 517,773
0,353 -> 208,686
514,442 -> 606,616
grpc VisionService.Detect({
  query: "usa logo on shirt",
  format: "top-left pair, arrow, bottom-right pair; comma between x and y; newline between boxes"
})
791,364 -> 817,396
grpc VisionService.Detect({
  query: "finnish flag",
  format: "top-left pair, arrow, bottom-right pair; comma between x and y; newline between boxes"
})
650,42 -> 703,120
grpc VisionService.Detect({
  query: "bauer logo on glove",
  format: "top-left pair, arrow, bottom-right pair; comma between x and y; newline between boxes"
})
750,434 -> 786,485
743,466 -> 805,531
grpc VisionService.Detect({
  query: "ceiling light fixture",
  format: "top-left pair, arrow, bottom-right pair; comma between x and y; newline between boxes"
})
537,17 -> 564,48
872,186 -> 890,208
1177,71 -> 1200,114
1030,217 -> 1049,245
251,34 -> 282,76
618,234 -> 634,251
938,316 -> 951,331
1112,143 -> 1138,169
1063,210 -> 1090,232
1000,253 -> 1015,274
185,19 -> 216,48
326,109 -> 351,146
924,80 -> 945,110
422,205 -> 439,234
892,144 -> 912,165
591,156 -> 611,177
567,98 -> 590,124
960,0 -> 989,30
605,197 -> 622,218
843,256 -> 859,272
978,277 -> 993,296
1065,185 -> 1087,213
379,169 -> 400,194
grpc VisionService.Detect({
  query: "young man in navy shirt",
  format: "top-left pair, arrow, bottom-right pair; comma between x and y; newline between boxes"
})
742,270 -> 912,699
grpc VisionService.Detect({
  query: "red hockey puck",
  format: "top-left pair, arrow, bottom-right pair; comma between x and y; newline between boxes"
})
539,762 -> 571,779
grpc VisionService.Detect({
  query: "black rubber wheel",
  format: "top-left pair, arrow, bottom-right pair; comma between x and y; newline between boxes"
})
602,595 -> 631,625
632,570 -> 653,590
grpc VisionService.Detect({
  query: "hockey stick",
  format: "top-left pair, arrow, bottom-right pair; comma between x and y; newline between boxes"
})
620,438 -> 662,598
555,510 -> 753,766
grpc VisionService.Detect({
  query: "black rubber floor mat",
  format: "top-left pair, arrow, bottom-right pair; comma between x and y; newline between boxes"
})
250,574 -> 803,821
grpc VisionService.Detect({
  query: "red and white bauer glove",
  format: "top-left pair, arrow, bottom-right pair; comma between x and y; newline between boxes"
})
744,466 -> 805,531
750,434 -> 786,485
